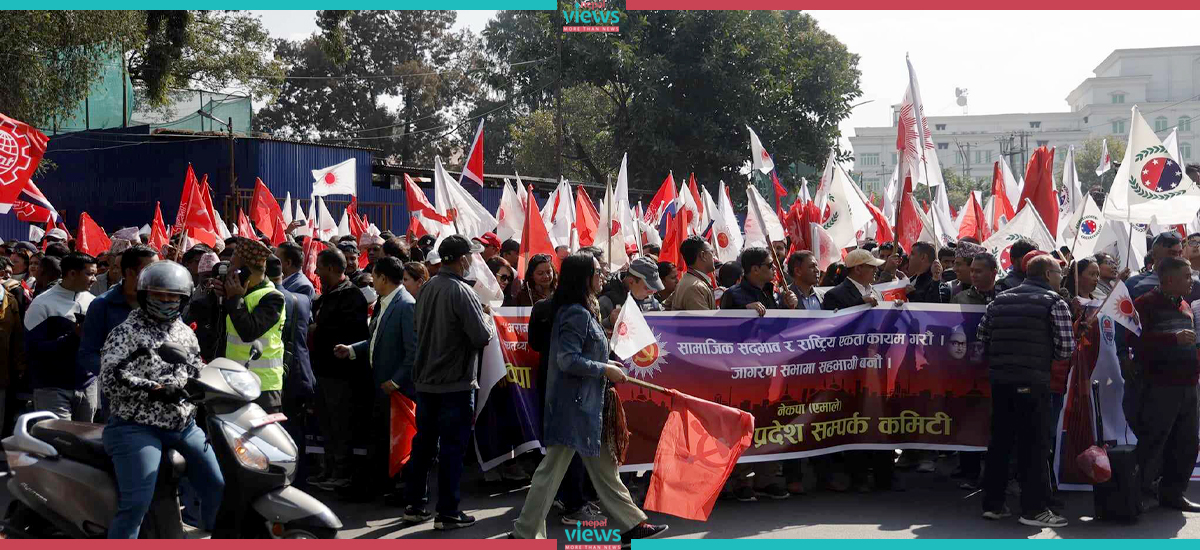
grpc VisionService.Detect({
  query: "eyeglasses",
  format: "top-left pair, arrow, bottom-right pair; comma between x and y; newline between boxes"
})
498,275 -> 513,283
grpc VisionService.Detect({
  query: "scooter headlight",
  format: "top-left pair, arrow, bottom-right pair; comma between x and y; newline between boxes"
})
220,422 -> 269,472
221,369 -> 261,401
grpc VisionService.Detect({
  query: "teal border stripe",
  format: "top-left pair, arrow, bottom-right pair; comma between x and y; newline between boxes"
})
38,2 -> 555,8
636,542 -> 1178,547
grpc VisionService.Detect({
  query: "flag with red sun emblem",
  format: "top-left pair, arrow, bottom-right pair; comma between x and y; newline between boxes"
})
1099,280 -> 1141,336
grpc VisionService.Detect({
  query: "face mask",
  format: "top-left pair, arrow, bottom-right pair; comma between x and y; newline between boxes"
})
146,296 -> 183,323
361,285 -> 378,303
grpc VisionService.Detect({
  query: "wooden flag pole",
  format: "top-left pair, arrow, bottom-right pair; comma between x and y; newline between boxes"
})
626,376 -> 669,394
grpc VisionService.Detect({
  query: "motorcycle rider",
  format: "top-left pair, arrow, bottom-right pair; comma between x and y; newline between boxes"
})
99,261 -> 225,538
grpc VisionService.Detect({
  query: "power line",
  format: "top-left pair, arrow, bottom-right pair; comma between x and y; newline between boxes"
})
50,136 -> 221,153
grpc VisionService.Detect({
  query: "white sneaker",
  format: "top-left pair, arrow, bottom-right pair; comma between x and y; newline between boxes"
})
1019,509 -> 1068,528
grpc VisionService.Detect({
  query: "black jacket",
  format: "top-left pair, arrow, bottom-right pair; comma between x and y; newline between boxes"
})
994,268 -> 1026,293
311,278 -> 369,380
984,280 -> 1058,386
907,269 -> 942,304
822,279 -> 866,311
529,298 -> 554,408
720,280 -> 780,310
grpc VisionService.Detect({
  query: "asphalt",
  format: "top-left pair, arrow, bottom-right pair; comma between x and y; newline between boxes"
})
5,457 -> 1200,540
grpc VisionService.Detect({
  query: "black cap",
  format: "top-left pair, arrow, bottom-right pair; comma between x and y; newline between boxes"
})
438,235 -> 472,263
265,256 -> 283,279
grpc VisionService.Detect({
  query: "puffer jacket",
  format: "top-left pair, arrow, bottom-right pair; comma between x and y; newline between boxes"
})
100,309 -> 205,431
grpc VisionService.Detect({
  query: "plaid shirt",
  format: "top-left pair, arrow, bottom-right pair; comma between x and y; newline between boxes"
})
976,279 -> 1075,361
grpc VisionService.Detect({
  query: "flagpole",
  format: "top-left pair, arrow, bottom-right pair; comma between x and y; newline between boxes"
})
1066,198 -> 1088,299
634,200 -> 644,258
625,375 -> 669,394
605,178 -> 614,269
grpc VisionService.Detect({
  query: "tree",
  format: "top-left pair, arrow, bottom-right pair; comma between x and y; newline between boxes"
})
255,10 -> 482,165
483,7 -> 862,199
941,169 -> 989,210
509,84 -> 619,183
1070,136 -> 1127,195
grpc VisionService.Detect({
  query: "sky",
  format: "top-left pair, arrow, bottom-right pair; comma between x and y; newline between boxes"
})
252,10 -> 1199,151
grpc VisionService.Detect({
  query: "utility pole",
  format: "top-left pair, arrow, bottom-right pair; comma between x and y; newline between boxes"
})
955,140 -> 973,180
555,30 -> 563,181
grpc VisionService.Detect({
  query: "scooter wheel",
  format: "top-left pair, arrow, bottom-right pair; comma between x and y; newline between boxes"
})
1,501 -> 52,538
282,526 -> 337,539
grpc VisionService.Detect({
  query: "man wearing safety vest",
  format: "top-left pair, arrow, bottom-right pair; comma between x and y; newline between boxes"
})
221,238 -> 286,414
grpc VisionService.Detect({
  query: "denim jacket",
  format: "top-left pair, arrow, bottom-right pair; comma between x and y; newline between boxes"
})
543,303 -> 610,457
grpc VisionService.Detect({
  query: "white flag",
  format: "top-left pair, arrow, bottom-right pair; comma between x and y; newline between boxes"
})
1066,196 -> 1106,259
1162,128 -> 1183,166
1102,106 -> 1200,224
897,56 -> 945,189
282,192 -> 293,225
636,203 -> 662,248
931,182 -> 956,246
1098,280 -> 1141,336
800,177 -> 812,204
981,199 -> 1057,272
294,199 -> 309,237
596,182 -> 630,271
433,156 -> 497,239
815,151 -> 837,215
312,159 -> 356,197
469,252 -> 505,308
496,178 -> 524,243
1095,138 -> 1113,176
1000,157 -> 1023,212
315,197 -> 338,241
542,178 -> 576,250
713,181 -> 744,263
28,224 -> 44,242
610,292 -> 657,361
1094,220 -> 1148,274
1058,146 -> 1084,243
822,165 -> 873,249
701,187 -> 720,236
811,221 -> 838,271
744,184 -> 785,249
747,125 -> 775,174
882,165 -> 899,226
475,314 -> 506,420
1092,314 -> 1137,445
337,207 -> 351,237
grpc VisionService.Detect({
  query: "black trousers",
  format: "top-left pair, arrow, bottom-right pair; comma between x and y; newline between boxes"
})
349,392 -> 395,495
983,382 -> 1052,515
1133,384 -> 1199,501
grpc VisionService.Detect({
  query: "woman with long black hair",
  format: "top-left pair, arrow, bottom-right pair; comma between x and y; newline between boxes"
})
514,253 -> 556,306
509,253 -> 668,544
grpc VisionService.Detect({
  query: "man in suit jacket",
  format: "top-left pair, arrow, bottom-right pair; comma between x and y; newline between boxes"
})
334,256 -> 417,504
822,249 -> 884,310
277,241 -> 316,300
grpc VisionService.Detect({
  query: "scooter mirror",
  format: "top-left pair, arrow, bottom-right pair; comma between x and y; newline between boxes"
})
158,342 -> 191,365
249,341 -> 264,362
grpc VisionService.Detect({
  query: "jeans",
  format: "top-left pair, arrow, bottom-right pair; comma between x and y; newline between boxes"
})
514,445 -> 648,539
403,390 -> 474,516
34,381 -> 99,422
102,418 -> 225,539
983,383 -> 1052,516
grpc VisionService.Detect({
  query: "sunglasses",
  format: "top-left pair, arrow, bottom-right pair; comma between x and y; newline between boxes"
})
498,274 -> 513,283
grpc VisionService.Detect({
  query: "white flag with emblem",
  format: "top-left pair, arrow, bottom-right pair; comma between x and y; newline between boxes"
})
1095,138 -> 1113,176
713,181 -> 744,263
981,199 -> 1058,272
743,184 -> 785,249
1058,146 -> 1083,243
311,159 -> 356,197
1098,280 -> 1141,336
747,125 -> 775,174
821,164 -> 873,249
1066,195 -> 1106,259
1102,106 -> 1200,224
610,292 -> 657,361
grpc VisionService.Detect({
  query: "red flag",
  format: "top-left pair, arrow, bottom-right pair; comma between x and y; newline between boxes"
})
404,174 -> 450,224
659,211 -> 688,273
688,173 -> 705,220
12,181 -> 59,223
862,196 -> 894,243
250,178 -> 285,245
0,113 -> 50,211
182,183 -> 219,247
897,191 -> 924,252
1019,146 -> 1059,238
76,212 -> 111,257
198,177 -> 223,238
644,172 -> 678,225
149,202 -> 169,251
518,184 -> 556,276
237,210 -> 255,239
461,120 -> 485,187
574,185 -> 600,247
173,165 -> 199,234
389,392 -> 418,477
771,170 -> 788,214
346,197 -> 366,241
957,192 -> 990,242
990,161 -> 1016,232
301,236 -> 322,293
643,389 -> 754,521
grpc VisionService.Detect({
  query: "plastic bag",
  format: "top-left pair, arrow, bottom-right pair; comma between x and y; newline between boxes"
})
1076,444 -> 1112,484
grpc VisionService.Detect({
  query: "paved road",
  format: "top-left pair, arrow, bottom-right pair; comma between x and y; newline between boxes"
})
6,460 -> 1200,540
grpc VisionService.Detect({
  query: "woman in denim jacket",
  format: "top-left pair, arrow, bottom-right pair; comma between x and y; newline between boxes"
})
509,253 -> 668,545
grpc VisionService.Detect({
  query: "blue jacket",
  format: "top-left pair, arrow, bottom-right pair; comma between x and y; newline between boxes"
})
279,287 -> 316,400
283,271 -> 316,301
351,287 -> 418,398
78,285 -> 134,384
543,303 -> 610,457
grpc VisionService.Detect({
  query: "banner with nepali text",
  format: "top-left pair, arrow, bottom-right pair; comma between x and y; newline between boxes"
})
474,304 -> 991,471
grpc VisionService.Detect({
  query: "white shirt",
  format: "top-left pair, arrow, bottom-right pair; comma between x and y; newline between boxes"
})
849,277 -> 882,304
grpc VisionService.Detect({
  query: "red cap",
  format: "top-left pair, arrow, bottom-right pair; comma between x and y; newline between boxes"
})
475,232 -> 502,249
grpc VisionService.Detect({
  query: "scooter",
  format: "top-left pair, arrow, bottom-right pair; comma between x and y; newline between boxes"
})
0,343 -> 342,539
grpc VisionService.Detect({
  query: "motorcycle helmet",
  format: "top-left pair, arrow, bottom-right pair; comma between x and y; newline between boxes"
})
137,260 -> 193,323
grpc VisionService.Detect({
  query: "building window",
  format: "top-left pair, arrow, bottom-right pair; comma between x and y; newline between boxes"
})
1181,116 -> 1193,132
935,124 -> 946,131
1037,140 -> 1049,147
891,153 -> 898,165
1029,121 -> 1041,129
955,152 -> 964,165
865,177 -> 880,191
975,150 -> 993,164
1112,93 -> 1125,104
1155,116 -> 1169,132
1183,142 -> 1192,160
1112,120 -> 1126,134
860,153 -> 880,166
937,142 -> 949,150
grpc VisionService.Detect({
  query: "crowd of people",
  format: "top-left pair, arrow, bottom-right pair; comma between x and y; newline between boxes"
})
2,207 -> 1200,539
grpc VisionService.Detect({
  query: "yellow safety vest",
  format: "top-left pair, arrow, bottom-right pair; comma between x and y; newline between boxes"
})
225,281 -> 286,392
